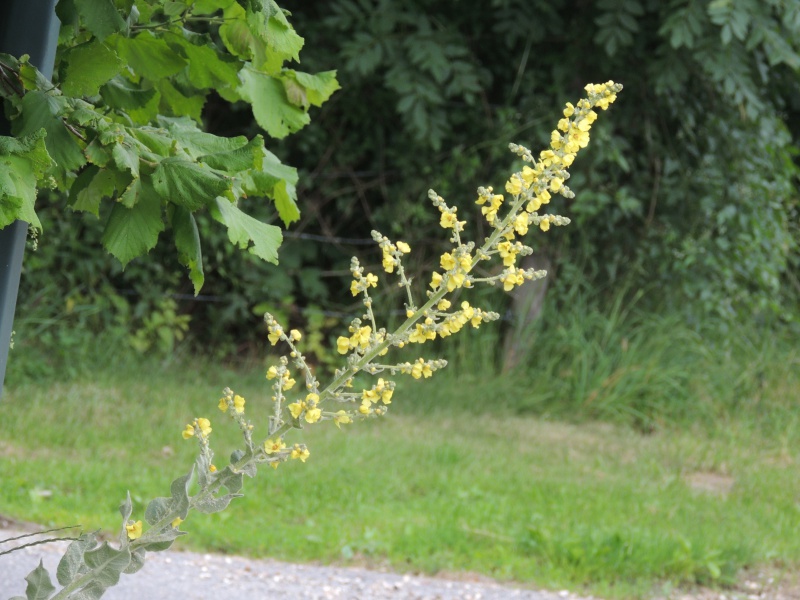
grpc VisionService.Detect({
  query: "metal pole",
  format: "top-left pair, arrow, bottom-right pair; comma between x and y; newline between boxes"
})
0,0 -> 60,396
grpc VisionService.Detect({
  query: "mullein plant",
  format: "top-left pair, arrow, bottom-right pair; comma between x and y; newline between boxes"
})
12,81 -> 621,600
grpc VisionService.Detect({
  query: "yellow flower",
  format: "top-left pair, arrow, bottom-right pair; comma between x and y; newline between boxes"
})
350,325 -> 371,349
382,251 -> 396,273
218,397 -> 228,412
381,388 -> 393,404
365,273 -> 378,287
446,271 -> 465,292
549,177 -> 564,192
264,438 -> 286,454
337,336 -> 351,354
305,407 -> 322,423
437,298 -> 451,310
268,327 -> 282,345
430,271 -> 443,289
126,520 -> 143,540
521,166 -> 536,186
289,329 -> 302,341
440,211 -> 457,228
440,252 -> 456,271
288,402 -> 305,418
539,216 -> 551,232
171,517 -> 183,529
513,213 -> 529,236
266,365 -> 279,380
182,424 -> 195,439
233,395 -> 245,413
333,410 -> 352,428
282,376 -> 296,391
396,241 -> 411,253
209,464 -> 217,473
505,176 -> 522,195
197,418 -> 212,437
563,102 -> 575,117
291,444 -> 310,462
410,359 -> 433,379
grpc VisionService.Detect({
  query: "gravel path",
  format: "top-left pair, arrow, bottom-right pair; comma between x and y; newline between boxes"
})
0,529 -> 589,600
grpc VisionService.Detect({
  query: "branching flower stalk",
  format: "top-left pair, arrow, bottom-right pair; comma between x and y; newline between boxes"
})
20,81 -> 621,600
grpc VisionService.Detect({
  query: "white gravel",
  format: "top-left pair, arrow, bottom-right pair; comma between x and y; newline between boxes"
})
0,529 -> 591,600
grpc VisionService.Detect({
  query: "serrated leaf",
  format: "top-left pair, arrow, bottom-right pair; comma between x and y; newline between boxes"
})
238,66 -> 309,139
165,34 -> 240,90
57,533 -> 98,586
157,116 -> 248,157
99,77 -> 158,114
212,197 -> 281,263
24,560 -> 55,600
84,139 -> 111,167
273,178 -> 299,226
144,497 -> 172,526
173,207 -> 204,294
287,70 -> 340,107
112,142 -> 140,178
156,79 -> 205,122
111,31 -> 188,81
74,0 -> 125,40
83,542 -> 131,587
16,91 -> 85,175
152,157 -> 230,210
102,187 -> 164,266
0,131 -> 52,230
69,167 -> 120,216
119,178 -> 142,208
62,41 -> 123,97
193,493 -> 242,514
199,135 -> 262,172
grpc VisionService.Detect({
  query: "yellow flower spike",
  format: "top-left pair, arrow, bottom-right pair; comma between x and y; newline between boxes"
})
264,438 -> 286,454
266,365 -> 279,380
171,517 -> 183,529
126,520 -> 143,540
334,410 -> 352,428
305,407 -> 322,423
396,241 -> 411,253
197,418 -> 212,437
233,395 -> 245,413
181,424 -> 195,439
440,252 -> 456,271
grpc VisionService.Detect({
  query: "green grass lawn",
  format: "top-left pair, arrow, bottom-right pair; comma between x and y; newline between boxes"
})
1,360 -> 799,599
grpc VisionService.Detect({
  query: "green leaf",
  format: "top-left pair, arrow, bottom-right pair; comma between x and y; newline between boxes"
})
111,31 -> 188,81
57,533 -> 98,586
119,491 -> 133,523
212,196 -> 281,263
69,166 -> 119,216
152,157 -> 230,210
112,143 -> 140,179
156,79 -> 206,122
83,542 -> 131,587
24,560 -> 55,600
165,34 -> 240,91
199,135 -> 262,172
61,41 -> 123,97
102,188 -> 164,266
238,66 -> 309,138
288,70 -> 341,107
16,91 -> 85,175
123,548 -> 146,575
193,492 -> 242,514
170,469 -> 193,519
99,77 -> 159,118
0,131 -> 53,230
273,178 -> 299,226
74,0 -> 125,40
157,116 -> 247,157
144,497 -> 172,526
215,466 -> 244,493
173,207 -> 205,294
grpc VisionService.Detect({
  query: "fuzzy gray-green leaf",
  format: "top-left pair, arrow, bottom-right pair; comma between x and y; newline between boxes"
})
24,561 -> 55,600
57,533 -> 97,586
83,542 -> 131,587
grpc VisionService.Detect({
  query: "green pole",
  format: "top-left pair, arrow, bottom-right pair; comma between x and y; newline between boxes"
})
0,0 -> 60,396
